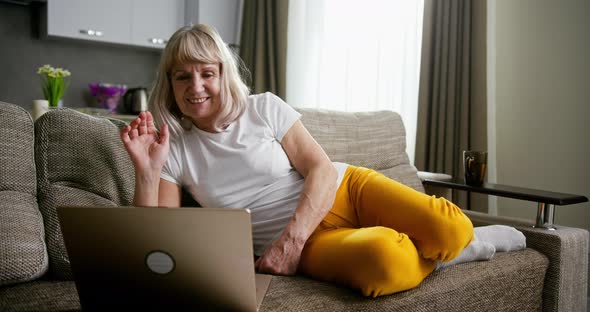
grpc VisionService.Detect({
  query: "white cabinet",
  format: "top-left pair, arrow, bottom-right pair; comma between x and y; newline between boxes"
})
43,0 -> 243,49
44,0 -> 184,49
130,0 -> 184,48
185,0 -> 244,47
45,0 -> 132,45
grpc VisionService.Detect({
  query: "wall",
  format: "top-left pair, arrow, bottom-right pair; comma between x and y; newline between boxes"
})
0,3 -> 161,111
490,0 -> 590,294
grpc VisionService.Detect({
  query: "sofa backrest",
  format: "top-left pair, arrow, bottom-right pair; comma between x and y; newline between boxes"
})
0,101 -> 48,286
296,108 -> 424,193
34,108 -> 135,279
2,105 -> 423,282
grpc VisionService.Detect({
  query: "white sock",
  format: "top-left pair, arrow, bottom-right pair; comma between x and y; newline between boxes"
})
474,225 -> 526,252
436,240 -> 496,270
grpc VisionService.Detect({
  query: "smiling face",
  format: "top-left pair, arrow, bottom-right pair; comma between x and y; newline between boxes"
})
170,62 -> 222,132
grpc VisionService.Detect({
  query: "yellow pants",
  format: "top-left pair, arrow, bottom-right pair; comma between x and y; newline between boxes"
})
298,166 -> 474,297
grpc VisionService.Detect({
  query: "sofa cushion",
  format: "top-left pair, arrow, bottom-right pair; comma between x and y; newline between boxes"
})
296,108 -> 425,192
261,249 -> 548,312
465,210 -> 590,312
0,101 -> 48,286
0,279 -> 79,312
0,249 -> 547,312
34,109 -> 135,279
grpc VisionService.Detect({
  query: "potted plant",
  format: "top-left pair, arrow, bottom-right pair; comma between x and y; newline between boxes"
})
37,64 -> 71,108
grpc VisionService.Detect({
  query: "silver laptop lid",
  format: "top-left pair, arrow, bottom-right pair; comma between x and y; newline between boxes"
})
58,206 -> 259,311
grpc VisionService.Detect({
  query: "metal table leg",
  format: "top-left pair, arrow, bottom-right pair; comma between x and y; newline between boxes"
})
535,203 -> 556,230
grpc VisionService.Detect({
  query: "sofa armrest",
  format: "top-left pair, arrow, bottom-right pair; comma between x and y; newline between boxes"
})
418,171 -> 453,199
464,210 -> 589,312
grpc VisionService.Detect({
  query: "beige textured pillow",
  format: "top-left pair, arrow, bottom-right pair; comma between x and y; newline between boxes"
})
296,107 -> 424,192
35,109 -> 135,279
0,101 -> 48,286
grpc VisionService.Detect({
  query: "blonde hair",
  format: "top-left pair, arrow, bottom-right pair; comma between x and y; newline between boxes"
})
150,24 -> 250,136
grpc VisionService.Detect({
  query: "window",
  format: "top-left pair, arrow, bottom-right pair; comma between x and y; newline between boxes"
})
287,0 -> 424,163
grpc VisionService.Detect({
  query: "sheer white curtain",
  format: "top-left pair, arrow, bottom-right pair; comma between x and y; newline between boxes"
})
286,0 -> 424,163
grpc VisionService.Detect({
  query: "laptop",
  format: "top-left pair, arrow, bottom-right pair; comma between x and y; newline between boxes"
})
57,206 -> 272,311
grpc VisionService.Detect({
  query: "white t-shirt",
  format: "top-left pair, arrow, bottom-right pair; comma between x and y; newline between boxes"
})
161,92 -> 347,255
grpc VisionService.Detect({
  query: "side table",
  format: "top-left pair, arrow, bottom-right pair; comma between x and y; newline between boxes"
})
422,179 -> 588,230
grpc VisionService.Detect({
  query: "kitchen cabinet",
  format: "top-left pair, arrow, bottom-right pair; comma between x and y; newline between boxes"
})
43,0 -> 243,49
44,0 -> 133,45
130,0 -> 184,48
185,0 -> 244,47
44,0 -> 184,49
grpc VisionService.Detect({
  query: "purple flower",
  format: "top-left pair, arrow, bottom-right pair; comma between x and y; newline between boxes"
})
89,83 -> 128,97
89,83 -> 128,112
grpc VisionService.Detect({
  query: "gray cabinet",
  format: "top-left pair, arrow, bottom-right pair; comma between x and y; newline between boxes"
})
45,0 -> 133,45
43,0 -> 242,49
130,0 -> 184,48
185,0 -> 243,47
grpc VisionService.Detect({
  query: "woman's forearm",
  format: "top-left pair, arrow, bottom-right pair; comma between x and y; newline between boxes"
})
132,170 -> 161,207
282,162 -> 339,247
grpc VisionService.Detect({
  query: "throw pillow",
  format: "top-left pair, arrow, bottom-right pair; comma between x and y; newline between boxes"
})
35,109 -> 135,279
0,101 -> 48,286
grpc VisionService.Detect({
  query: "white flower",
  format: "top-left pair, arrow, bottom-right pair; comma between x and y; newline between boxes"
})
37,64 -> 72,107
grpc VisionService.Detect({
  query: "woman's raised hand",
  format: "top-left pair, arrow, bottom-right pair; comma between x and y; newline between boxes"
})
121,111 -> 170,175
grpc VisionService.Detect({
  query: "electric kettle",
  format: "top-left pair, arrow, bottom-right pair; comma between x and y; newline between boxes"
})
123,87 -> 148,114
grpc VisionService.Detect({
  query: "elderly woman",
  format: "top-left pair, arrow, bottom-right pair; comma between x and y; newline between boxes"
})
121,24 -> 475,297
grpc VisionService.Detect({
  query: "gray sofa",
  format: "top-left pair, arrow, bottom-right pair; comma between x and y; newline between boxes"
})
0,100 -> 587,311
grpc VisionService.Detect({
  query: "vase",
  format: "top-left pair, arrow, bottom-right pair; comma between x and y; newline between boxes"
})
32,99 -> 49,121
48,99 -> 63,109
89,83 -> 127,113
